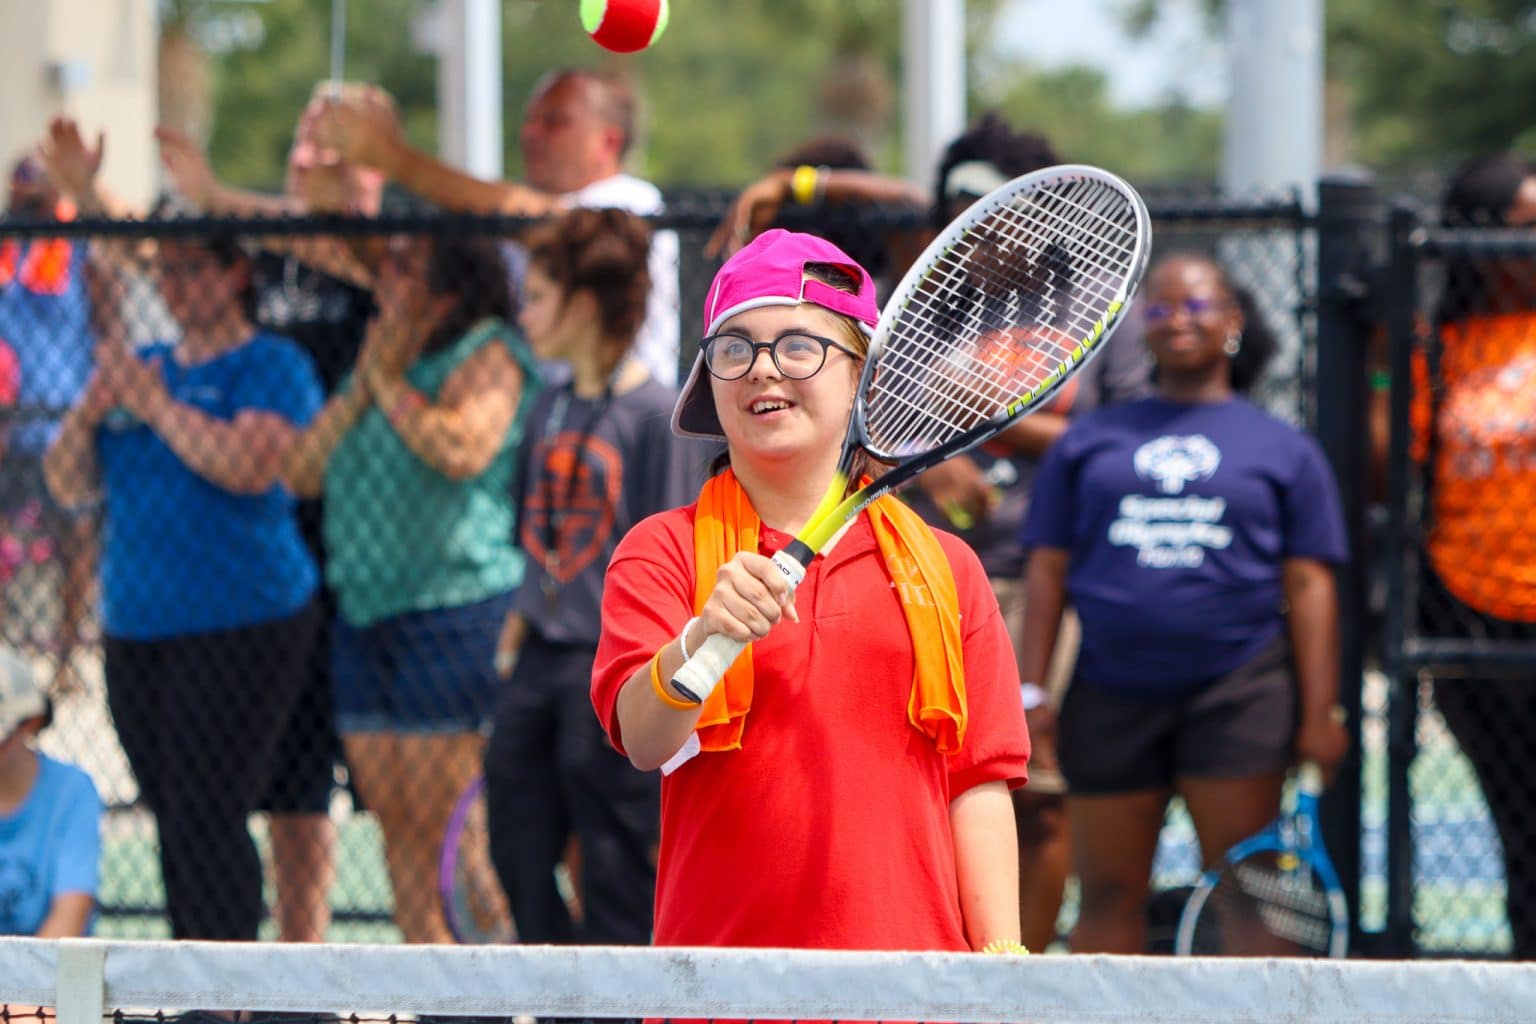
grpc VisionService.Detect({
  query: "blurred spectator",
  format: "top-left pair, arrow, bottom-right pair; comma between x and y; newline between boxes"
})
284,233 -> 540,944
1414,152 -> 1536,957
916,120 -> 1150,950
0,646 -> 101,936
43,110 -> 358,943
42,218 -> 325,940
316,68 -> 681,385
1018,252 -> 1350,953
484,208 -> 699,944
154,97 -> 388,943
0,154 -> 98,695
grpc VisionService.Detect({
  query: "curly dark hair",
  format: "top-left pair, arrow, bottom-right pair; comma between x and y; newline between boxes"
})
1227,282 -> 1279,396
419,234 -> 516,356
1437,152 -> 1536,323
523,207 -> 653,345
932,112 -> 1061,228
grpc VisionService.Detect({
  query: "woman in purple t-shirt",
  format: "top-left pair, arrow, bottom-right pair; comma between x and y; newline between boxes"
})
1017,253 -> 1352,954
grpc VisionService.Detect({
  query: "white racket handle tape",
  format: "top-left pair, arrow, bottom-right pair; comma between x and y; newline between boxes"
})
670,549 -> 809,704
1297,760 -> 1324,795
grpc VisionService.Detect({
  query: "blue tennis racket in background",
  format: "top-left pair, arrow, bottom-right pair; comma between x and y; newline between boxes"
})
1175,761 -> 1349,957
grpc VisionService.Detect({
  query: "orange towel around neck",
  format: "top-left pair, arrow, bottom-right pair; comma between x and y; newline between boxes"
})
690,470 -> 967,753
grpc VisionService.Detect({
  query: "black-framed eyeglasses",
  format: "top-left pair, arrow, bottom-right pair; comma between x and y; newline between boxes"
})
701,331 -> 857,381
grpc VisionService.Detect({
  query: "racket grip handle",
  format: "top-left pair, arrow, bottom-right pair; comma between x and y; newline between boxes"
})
670,548 -> 809,705
670,632 -> 746,704
1296,760 -> 1324,795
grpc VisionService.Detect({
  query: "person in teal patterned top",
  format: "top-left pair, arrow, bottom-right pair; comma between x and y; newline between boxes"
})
285,232 -> 540,944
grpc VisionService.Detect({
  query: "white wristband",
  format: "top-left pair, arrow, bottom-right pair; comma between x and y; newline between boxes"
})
1020,682 -> 1047,710
679,616 -> 703,661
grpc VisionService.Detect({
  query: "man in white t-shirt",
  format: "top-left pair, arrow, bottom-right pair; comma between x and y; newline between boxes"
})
321,69 -> 681,385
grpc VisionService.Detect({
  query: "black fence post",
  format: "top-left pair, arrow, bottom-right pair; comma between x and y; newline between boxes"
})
1313,173 -> 1381,956
1380,200 -> 1425,958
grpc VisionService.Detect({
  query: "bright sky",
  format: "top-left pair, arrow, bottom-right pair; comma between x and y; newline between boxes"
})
993,0 -> 1226,110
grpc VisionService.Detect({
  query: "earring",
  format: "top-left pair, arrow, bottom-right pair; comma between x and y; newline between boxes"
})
1224,331 -> 1242,356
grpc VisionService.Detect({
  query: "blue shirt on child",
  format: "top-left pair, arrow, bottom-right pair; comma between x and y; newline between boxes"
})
0,754 -> 102,935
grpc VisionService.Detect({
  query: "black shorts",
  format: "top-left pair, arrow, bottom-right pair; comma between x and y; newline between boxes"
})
256,588 -> 342,815
255,646 -> 340,814
1057,635 -> 1297,795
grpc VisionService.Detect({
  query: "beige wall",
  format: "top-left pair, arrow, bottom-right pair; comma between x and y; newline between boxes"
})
0,0 -> 157,208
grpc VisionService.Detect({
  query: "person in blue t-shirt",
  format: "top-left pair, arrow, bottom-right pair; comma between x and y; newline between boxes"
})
1018,252 -> 1352,954
43,230 -> 324,942
0,646 -> 101,937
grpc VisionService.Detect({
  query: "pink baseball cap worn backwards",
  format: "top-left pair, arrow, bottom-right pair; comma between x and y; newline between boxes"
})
672,229 -> 880,440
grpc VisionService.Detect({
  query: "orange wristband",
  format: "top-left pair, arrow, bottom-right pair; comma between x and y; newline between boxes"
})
650,648 -> 699,710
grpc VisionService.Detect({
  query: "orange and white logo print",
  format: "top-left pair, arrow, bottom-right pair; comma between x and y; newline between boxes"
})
521,431 -> 623,582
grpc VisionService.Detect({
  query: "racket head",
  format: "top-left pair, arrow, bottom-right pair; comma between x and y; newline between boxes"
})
439,775 -> 516,944
855,164 -> 1151,463
1174,842 -> 1349,957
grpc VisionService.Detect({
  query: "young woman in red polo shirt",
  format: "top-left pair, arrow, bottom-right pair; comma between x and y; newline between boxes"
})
591,230 -> 1031,952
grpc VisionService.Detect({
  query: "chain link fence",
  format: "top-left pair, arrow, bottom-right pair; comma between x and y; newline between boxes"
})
0,189 -> 1528,958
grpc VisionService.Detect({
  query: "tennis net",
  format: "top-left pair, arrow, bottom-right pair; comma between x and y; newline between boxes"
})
4,937 -> 1535,1024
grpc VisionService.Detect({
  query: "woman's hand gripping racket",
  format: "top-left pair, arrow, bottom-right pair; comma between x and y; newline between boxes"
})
1174,761 -> 1350,957
672,164 -> 1152,704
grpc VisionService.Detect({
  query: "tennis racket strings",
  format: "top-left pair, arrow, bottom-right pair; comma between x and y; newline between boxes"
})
865,174 -> 1143,458
1186,851 -> 1337,956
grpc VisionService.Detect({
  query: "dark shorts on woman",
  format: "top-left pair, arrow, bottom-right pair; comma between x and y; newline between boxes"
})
1058,634 -> 1297,795
331,590 -> 514,734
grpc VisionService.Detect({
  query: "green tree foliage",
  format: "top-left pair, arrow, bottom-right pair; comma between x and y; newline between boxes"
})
203,0 -> 436,189
1331,0 -> 1536,166
969,65 -> 1221,184
195,0 -> 1220,191
1128,0 -> 1536,171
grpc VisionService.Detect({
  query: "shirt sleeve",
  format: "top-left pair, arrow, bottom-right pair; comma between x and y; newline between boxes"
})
1283,431 -> 1351,564
235,337 -> 325,427
591,510 -> 697,755
938,535 -> 1031,796
52,768 -> 103,898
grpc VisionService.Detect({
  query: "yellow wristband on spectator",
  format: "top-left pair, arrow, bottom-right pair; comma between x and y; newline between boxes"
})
650,648 -> 699,710
790,164 -> 819,205
980,939 -> 1031,955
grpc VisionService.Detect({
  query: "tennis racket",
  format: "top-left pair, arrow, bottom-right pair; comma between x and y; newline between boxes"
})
671,164 -> 1152,703
438,775 -> 515,944
1174,761 -> 1350,957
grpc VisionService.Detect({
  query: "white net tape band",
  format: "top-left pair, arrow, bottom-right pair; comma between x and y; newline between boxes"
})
6,937 -> 1536,1024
